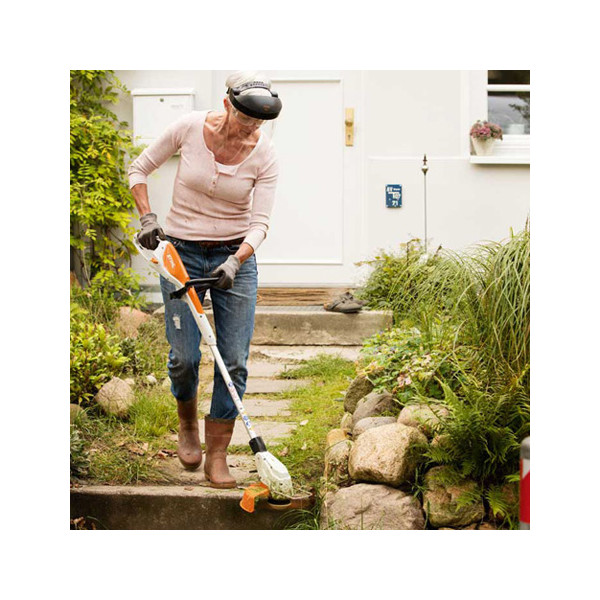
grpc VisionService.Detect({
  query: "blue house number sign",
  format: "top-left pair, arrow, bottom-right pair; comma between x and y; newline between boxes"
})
386,184 -> 402,208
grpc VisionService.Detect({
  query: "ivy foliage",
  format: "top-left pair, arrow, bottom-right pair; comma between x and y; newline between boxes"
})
70,70 -> 142,286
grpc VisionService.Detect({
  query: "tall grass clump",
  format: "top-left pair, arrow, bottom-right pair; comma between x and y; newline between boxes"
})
358,226 -> 530,389
452,226 -> 530,387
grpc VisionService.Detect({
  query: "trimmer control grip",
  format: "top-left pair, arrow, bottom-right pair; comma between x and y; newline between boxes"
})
169,277 -> 220,299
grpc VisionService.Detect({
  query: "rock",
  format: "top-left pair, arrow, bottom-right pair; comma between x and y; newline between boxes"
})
461,523 -> 478,530
116,307 -> 151,338
352,391 -> 396,425
162,377 -> 171,389
145,374 -> 158,385
70,404 -> 86,424
322,483 -> 425,530
326,429 -> 349,448
94,377 -> 136,418
422,466 -> 485,528
123,378 -> 136,387
348,423 -> 427,486
343,375 -> 374,413
477,522 -> 497,530
324,437 -> 353,487
340,412 -> 353,431
397,403 -> 449,437
353,416 -> 396,438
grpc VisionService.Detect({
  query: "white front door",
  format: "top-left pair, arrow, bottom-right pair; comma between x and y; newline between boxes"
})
212,70 -> 363,287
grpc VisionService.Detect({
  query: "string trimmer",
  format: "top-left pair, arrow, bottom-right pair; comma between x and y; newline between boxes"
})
134,236 -> 294,511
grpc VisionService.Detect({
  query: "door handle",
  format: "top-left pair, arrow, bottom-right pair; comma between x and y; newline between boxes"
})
345,108 -> 354,146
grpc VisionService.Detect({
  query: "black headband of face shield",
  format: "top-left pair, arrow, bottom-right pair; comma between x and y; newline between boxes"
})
227,82 -> 282,120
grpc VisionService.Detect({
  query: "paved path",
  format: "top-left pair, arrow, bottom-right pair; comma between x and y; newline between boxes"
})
158,344 -> 361,488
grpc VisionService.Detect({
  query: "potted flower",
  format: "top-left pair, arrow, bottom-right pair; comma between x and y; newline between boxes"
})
470,120 -> 503,156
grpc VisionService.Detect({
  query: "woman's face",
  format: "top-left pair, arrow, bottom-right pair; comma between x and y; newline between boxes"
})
224,98 -> 264,135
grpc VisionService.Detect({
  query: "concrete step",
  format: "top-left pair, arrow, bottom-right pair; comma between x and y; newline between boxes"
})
156,304 -> 392,346
70,485 -> 302,530
249,306 -> 392,345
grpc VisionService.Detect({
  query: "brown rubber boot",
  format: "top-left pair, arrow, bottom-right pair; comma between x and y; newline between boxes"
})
204,417 -> 236,489
176,398 -> 202,470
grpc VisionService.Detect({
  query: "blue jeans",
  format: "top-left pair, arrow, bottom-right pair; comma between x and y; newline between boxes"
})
159,236 -> 258,420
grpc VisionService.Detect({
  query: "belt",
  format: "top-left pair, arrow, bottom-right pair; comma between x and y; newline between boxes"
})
194,237 -> 245,248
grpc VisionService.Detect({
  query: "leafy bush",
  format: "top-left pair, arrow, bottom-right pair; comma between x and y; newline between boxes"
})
70,303 -> 129,405
70,70 -> 142,285
358,325 -> 466,405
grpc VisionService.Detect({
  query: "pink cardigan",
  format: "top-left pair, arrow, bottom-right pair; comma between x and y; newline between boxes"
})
128,110 -> 278,251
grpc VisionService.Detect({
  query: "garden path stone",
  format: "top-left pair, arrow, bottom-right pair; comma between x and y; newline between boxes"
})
199,397 -> 292,417
221,420 -> 296,447
167,420 -> 296,448
201,378 -> 310,395
246,360 -> 294,378
249,345 -> 362,363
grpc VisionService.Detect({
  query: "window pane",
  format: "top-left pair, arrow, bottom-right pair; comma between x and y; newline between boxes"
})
488,92 -> 530,134
488,70 -> 530,85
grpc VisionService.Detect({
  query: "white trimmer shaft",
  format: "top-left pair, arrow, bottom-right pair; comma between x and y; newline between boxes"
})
134,237 -> 294,500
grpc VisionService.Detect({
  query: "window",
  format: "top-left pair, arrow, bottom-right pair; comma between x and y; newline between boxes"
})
487,70 -> 530,135
469,70 -> 530,163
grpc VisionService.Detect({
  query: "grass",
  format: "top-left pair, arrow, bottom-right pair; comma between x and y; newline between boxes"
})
271,354 -> 356,494
71,350 -> 356,492
72,388 -> 179,484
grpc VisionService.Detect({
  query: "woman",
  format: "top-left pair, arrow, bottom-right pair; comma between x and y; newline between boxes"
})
128,71 -> 281,488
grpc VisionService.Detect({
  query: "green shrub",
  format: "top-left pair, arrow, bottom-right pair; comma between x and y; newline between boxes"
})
358,325 -> 468,405
70,304 -> 129,405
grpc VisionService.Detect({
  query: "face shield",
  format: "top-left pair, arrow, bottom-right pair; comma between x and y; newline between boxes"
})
227,82 -> 282,121
230,106 -> 264,129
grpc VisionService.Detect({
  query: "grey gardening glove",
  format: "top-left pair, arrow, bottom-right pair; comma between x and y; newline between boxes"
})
210,255 -> 241,290
138,212 -> 166,250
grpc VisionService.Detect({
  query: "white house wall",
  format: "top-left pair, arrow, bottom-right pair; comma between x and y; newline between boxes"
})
112,70 -> 529,291
361,70 -> 529,262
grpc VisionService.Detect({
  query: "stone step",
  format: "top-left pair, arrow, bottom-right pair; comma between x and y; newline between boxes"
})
155,304 -> 392,346
70,485 -> 301,530
251,306 -> 392,346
